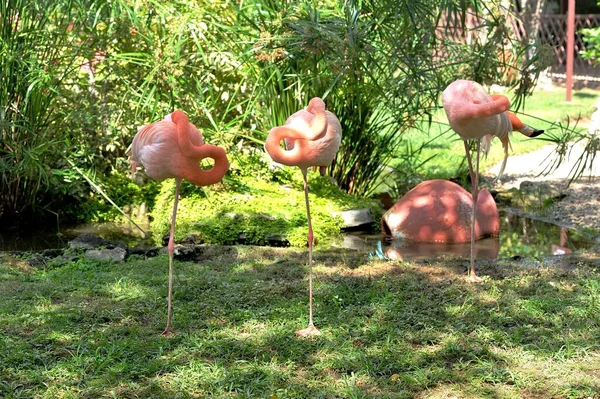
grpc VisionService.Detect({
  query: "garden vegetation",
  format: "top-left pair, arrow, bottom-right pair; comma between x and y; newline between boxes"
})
2,0 -> 557,238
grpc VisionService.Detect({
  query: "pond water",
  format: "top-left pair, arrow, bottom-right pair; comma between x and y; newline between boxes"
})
335,209 -> 598,261
0,210 -> 597,260
0,220 -> 151,252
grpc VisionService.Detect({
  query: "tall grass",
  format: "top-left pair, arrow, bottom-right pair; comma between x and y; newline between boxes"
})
0,0 -> 89,225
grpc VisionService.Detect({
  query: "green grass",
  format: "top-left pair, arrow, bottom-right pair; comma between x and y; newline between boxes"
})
398,87 -> 599,182
2,246 -> 600,398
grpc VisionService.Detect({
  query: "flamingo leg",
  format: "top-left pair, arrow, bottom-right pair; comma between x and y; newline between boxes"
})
463,141 -> 482,282
295,169 -> 321,337
162,178 -> 181,336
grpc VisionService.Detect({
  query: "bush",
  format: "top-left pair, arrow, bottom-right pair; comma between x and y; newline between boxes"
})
230,0 -> 550,197
581,25 -> 600,66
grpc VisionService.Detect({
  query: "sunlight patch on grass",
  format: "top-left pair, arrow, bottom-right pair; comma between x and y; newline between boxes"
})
105,277 -> 149,301
45,330 -> 79,344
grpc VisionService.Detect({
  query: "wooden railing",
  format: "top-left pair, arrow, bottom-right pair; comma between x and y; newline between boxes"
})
537,13 -> 600,81
439,11 -> 600,83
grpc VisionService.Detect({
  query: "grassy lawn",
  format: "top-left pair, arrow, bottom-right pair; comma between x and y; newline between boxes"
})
398,87 -> 599,181
2,246 -> 600,398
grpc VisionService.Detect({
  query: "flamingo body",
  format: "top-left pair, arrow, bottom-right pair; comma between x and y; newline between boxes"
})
131,120 -> 202,182
266,97 -> 342,174
442,80 -> 543,281
442,80 -> 512,139
131,111 -> 228,186
442,80 -> 543,178
265,97 -> 342,336
130,110 -> 229,335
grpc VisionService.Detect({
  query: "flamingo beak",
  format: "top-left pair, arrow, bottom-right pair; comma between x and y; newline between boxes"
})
529,129 -> 544,138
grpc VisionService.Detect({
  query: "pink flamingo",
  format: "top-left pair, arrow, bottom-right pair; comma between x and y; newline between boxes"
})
130,110 -> 229,335
265,97 -> 342,337
442,80 -> 543,281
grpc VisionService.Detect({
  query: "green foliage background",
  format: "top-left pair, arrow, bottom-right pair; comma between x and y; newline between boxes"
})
1,0 -> 554,243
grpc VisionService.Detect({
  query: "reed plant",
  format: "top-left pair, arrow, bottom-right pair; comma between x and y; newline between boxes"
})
0,0 -> 91,225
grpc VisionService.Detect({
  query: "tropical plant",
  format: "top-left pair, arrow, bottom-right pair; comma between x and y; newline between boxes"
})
0,0 -> 95,226
229,0 -> 551,198
0,0 -> 260,227
60,0 -> 251,173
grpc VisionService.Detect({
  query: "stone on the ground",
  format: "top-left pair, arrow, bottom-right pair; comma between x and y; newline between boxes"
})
68,233 -> 127,250
334,208 -> 372,228
85,247 -> 127,263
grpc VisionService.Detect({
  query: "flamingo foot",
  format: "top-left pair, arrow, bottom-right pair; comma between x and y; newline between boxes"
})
161,327 -> 177,337
467,274 -> 483,283
295,324 -> 321,337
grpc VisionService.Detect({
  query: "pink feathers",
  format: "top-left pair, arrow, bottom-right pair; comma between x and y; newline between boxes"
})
442,80 -> 544,178
131,111 -> 229,186
265,97 -> 342,174
442,80 -> 513,176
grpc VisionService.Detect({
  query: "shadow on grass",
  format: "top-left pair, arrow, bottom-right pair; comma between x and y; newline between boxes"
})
1,246 -> 600,397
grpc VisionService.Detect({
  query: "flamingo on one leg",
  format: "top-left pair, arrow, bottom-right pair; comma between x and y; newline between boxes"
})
442,80 -> 543,282
265,97 -> 342,337
130,110 -> 229,335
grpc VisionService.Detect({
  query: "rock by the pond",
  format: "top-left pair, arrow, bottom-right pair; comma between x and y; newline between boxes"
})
333,208 -> 372,229
156,244 -> 207,262
26,253 -> 50,268
265,233 -> 290,247
68,233 -> 127,250
382,179 -> 499,243
85,247 -> 127,263
128,246 -> 161,258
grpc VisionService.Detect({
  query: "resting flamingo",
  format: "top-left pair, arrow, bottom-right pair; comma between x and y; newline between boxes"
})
265,97 -> 342,337
130,110 -> 229,335
442,80 -> 543,281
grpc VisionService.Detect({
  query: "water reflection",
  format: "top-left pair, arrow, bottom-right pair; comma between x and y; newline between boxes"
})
552,227 -> 572,256
339,210 -> 597,261
339,234 -> 499,261
0,210 -> 597,257
0,221 -> 151,252
0,227 -> 74,252
499,210 -> 595,259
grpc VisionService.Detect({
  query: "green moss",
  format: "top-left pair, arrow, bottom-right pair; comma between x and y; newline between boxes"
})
149,170 -> 382,247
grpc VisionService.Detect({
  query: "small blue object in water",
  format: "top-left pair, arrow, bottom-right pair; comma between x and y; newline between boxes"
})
368,240 -> 389,260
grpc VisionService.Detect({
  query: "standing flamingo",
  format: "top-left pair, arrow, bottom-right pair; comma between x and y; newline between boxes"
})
130,110 -> 229,335
442,80 -> 543,281
265,97 -> 342,337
